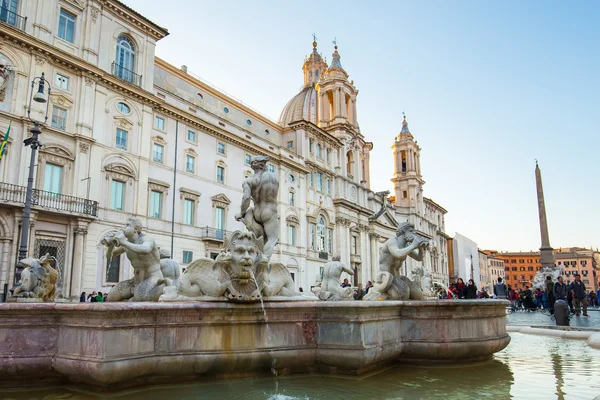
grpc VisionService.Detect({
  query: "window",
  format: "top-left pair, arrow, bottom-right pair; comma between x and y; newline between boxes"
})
287,141 -> 294,149
182,251 -> 193,264
217,143 -> 226,155
110,180 -> 125,211
402,190 -> 407,199
186,155 -> 195,173
149,190 -> 162,218
316,216 -> 326,252
265,129 -> 270,135
1,0 -> 20,27
326,178 -> 330,194
43,163 -> 63,194
519,259 -> 524,263
316,143 -> 322,158
246,119 -> 252,126
511,267 -> 517,271
196,93 -> 203,100
115,36 -> 136,82
152,144 -> 164,163
215,206 -> 225,239
245,154 -> 252,165
105,253 -> 121,283
223,107 -> 229,113
289,191 -> 295,206
115,128 -> 128,150
187,130 -> 196,143
51,106 -> 67,130
309,223 -> 316,250
117,102 -> 130,114
327,228 -> 333,254
326,148 -> 330,162
309,139 -> 313,153
308,172 -> 313,187
288,225 -> 296,245
216,166 -> 225,184
183,199 -> 195,225
55,73 -> 69,90
155,116 -> 165,130
527,267 -> 534,271
58,9 -> 76,43
268,165 -> 275,173
316,172 -> 323,191
351,236 -> 357,254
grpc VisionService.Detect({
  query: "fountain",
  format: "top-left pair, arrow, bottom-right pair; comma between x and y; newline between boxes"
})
0,155 -> 510,389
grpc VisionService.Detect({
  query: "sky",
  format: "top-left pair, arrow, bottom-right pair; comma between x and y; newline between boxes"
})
123,0 -> 600,252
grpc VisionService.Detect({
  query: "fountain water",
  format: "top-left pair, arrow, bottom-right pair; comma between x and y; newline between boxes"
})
531,265 -> 564,289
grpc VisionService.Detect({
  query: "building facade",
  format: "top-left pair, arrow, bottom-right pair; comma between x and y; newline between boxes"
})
478,250 -> 489,291
488,257 -> 505,290
449,233 -> 479,284
0,0 -> 449,297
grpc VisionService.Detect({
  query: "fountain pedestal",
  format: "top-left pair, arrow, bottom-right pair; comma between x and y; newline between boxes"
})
0,300 -> 509,388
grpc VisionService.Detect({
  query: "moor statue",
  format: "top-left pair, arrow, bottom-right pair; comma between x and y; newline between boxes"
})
12,254 -> 58,302
103,218 -> 170,301
235,156 -> 279,261
316,256 -> 355,301
159,248 -> 181,287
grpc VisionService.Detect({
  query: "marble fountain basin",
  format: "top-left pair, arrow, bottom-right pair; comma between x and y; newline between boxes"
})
0,300 -> 509,389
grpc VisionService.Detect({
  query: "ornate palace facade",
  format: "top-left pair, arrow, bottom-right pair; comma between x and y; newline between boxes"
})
0,0 -> 449,297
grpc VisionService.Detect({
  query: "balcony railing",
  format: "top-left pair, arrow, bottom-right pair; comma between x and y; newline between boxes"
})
111,62 -> 142,87
0,183 -> 98,217
0,6 -> 27,31
199,226 -> 231,241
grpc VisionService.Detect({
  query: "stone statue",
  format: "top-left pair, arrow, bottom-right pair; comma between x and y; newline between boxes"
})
161,231 -> 315,302
159,248 -> 181,287
235,156 -> 279,260
411,266 -> 433,297
368,191 -> 390,222
315,256 -> 355,301
103,218 -> 170,302
11,254 -> 58,302
364,222 -> 428,301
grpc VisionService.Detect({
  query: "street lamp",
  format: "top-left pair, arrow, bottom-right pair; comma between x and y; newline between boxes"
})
14,73 -> 51,284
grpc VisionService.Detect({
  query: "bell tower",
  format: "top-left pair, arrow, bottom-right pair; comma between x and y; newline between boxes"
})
302,35 -> 328,88
391,115 -> 424,212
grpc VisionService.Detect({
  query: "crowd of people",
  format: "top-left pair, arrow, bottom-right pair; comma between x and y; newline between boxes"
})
80,291 -> 107,302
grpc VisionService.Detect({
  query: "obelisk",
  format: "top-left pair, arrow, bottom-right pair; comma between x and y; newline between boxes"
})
535,161 -> 555,268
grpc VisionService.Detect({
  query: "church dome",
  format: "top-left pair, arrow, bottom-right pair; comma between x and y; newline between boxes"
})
278,84 -> 318,126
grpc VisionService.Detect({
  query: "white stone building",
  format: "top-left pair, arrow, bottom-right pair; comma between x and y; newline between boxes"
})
450,232 -> 480,283
0,0 -> 449,297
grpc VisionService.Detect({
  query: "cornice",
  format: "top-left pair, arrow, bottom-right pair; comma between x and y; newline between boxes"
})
100,0 -> 169,41
289,120 -> 343,147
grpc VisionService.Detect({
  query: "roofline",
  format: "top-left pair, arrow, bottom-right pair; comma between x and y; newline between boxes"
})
104,1 -> 169,40
154,57 -> 282,131
423,197 -> 448,213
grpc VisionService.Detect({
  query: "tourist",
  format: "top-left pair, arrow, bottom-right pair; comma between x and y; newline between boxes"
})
103,293 -> 108,302
80,292 -> 86,303
493,277 -> 508,299
88,291 -> 98,302
535,288 -> 544,310
588,290 -> 598,308
456,278 -> 466,299
341,278 -> 351,288
567,290 -> 575,313
465,279 -> 477,299
508,286 -> 518,309
568,273 -> 589,317
545,276 -> 555,314
96,291 -> 105,303
354,284 -> 365,300
553,276 -> 568,303
365,281 -> 373,294
480,289 -> 490,299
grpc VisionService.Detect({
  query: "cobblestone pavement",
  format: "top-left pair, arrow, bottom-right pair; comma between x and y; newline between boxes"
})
506,305 -> 600,329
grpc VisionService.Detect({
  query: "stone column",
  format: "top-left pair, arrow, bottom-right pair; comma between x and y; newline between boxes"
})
369,233 -> 379,279
69,227 -> 87,298
0,240 -> 8,288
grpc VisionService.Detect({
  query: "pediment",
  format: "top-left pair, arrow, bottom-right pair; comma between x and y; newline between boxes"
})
50,92 -> 73,109
211,193 -> 231,204
185,148 -> 198,157
152,135 -> 167,145
64,0 -> 85,10
40,145 -> 74,161
113,116 -> 134,130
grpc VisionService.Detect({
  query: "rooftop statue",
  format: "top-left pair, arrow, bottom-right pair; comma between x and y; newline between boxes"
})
103,218 -> 171,301
364,222 -> 428,301
160,231 -> 316,302
11,254 -> 58,302
235,156 -> 279,261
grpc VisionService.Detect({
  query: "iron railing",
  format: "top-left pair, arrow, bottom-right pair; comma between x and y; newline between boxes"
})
0,182 -> 98,217
199,226 -> 231,241
111,62 -> 142,87
0,6 -> 27,31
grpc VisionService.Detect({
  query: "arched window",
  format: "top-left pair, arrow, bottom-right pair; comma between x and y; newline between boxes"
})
317,215 -> 326,252
115,36 -> 136,82
346,151 -> 353,176
316,143 -> 322,158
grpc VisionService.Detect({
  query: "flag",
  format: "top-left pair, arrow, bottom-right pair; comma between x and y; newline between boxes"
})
0,122 -> 10,163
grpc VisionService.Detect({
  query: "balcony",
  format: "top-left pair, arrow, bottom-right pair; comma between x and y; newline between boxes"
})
0,6 -> 27,31
111,62 -> 142,87
199,226 -> 231,242
0,183 -> 98,217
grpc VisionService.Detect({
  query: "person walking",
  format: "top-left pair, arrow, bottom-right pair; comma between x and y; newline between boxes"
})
568,273 -> 589,317
493,277 -> 508,300
465,279 -> 477,299
545,276 -> 555,314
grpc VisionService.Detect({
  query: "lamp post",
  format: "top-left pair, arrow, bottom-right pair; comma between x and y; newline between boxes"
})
14,72 -> 50,284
